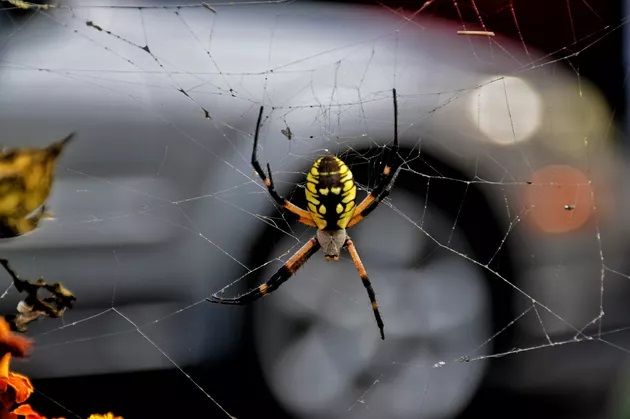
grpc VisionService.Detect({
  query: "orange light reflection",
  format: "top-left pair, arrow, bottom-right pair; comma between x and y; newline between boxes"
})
525,165 -> 593,234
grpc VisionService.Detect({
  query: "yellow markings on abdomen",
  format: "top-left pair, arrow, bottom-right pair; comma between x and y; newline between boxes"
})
305,155 -> 357,230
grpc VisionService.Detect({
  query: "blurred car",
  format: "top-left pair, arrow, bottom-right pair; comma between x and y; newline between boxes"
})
0,1 -> 627,418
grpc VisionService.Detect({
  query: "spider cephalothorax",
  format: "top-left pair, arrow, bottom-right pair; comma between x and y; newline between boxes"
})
208,89 -> 402,340
316,229 -> 347,260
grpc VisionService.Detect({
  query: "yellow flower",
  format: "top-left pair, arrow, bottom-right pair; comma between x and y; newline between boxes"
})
87,414 -> 123,419
0,133 -> 73,238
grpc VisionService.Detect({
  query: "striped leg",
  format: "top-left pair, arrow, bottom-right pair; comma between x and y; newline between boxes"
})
251,106 -> 317,228
345,238 -> 385,340
346,165 -> 401,228
347,88 -> 402,228
208,237 -> 321,305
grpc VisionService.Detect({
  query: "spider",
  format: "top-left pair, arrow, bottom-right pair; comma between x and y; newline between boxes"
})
207,89 -> 402,340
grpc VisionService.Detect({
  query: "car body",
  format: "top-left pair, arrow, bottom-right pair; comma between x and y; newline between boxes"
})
0,1 -> 626,418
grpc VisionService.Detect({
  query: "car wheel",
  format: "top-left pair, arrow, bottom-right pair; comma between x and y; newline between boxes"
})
249,152 -> 501,419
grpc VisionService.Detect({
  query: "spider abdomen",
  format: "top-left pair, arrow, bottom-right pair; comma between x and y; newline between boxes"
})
305,155 -> 356,230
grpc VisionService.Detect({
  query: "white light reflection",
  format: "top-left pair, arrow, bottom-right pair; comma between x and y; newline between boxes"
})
470,76 -> 542,145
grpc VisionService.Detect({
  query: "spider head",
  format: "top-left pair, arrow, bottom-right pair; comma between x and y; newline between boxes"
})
317,229 -> 346,260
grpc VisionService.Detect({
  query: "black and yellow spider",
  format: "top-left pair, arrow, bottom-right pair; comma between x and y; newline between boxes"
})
207,89 -> 402,340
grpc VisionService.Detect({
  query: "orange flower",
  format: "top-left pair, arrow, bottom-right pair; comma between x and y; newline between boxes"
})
0,317 -> 44,419
0,318 -> 119,419
9,404 -> 47,418
0,318 -> 31,360
0,353 -> 40,418
0,356 -> 33,404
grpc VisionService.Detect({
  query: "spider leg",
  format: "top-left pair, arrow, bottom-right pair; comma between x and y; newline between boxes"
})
345,238 -> 385,340
208,237 -> 321,305
251,106 -> 317,228
347,165 -> 402,228
380,87 -> 400,179
348,88 -> 402,228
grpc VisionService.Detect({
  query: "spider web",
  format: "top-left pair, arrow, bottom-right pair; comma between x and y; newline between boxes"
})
0,0 -> 627,418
